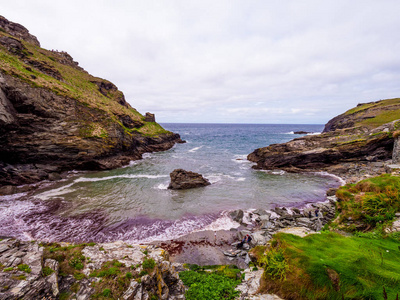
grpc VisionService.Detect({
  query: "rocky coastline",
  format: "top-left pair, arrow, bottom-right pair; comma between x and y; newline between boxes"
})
0,15 -> 184,193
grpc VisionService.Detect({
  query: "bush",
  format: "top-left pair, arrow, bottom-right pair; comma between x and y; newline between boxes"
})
180,270 -> 240,300
258,247 -> 289,281
17,264 -> 31,273
142,258 -> 155,270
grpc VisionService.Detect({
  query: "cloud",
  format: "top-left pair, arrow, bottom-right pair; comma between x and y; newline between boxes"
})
1,0 -> 400,123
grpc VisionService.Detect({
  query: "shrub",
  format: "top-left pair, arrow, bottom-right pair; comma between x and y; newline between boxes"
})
17,264 -> 31,274
142,258 -> 155,270
258,247 -> 289,281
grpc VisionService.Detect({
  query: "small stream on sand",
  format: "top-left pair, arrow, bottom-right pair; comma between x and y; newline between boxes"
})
0,123 -> 342,243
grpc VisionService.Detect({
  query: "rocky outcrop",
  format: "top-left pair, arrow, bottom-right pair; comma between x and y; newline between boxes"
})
144,112 -> 155,122
0,16 -> 182,188
248,121 -> 396,180
168,169 -> 211,190
0,239 -> 185,300
323,98 -> 400,133
0,16 -> 40,46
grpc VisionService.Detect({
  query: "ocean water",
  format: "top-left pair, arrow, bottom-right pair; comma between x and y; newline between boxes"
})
0,123 -> 342,243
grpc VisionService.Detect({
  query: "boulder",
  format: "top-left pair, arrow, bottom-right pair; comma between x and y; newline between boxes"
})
144,112 -> 155,122
168,169 -> 211,190
230,209 -> 244,223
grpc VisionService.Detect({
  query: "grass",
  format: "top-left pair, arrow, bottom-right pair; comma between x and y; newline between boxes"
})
343,98 -> 400,128
254,232 -> 400,299
0,30 -> 171,140
335,174 -> 400,231
179,264 -> 242,300
44,243 -> 88,277
89,259 -> 138,299
17,264 -> 31,273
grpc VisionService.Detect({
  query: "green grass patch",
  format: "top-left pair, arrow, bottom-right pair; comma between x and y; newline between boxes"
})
17,264 -> 31,273
42,266 -> 54,276
256,232 -> 400,299
179,265 -> 241,300
335,174 -> 400,231
142,257 -> 156,271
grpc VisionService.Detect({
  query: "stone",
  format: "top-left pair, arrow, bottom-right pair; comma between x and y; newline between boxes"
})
144,112 -> 156,122
168,169 -> 211,190
326,188 -> 337,196
230,209 -> 244,223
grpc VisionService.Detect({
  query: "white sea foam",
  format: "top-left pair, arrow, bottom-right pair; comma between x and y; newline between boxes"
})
74,174 -> 168,183
285,131 -> 294,134
189,146 -> 203,152
142,153 -> 152,159
34,174 -> 169,200
236,177 -> 246,181
34,182 -> 76,200
313,171 -> 346,185
196,212 -> 240,232
307,132 -> 321,135
156,183 -> 169,190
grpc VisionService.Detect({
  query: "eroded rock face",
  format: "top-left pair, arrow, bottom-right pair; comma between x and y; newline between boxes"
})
0,240 -> 186,300
168,169 -> 211,190
0,16 -> 182,188
0,15 -> 40,46
248,122 -> 395,178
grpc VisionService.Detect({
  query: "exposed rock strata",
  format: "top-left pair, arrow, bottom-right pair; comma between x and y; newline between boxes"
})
248,121 -> 396,181
0,16 -> 182,188
0,240 -> 185,300
168,169 -> 211,190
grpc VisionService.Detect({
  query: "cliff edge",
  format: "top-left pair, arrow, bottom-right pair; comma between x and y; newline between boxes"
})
248,98 -> 400,181
0,16 -> 182,188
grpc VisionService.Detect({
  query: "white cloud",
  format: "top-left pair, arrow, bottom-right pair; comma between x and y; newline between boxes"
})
1,0 -> 400,123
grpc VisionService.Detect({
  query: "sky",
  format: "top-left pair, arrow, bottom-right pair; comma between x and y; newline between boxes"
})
1,1 -> 400,124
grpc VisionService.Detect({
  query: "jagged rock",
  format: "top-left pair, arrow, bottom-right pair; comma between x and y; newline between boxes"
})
0,240 -> 185,300
230,209 -> 244,223
144,112 -> 156,122
168,169 -> 211,190
0,16 -> 183,187
0,16 -> 40,46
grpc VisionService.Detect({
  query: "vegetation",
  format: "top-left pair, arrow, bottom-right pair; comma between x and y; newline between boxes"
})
179,264 -> 242,300
252,232 -> 400,299
343,97 -> 400,128
335,174 -> 400,231
89,259 -> 138,299
17,264 -> 31,273
0,30 -> 171,138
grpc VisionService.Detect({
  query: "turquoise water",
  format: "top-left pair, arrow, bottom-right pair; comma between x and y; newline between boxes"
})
0,124 -> 341,243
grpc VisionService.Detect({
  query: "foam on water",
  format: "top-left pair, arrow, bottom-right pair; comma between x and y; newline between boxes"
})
189,145 -> 203,152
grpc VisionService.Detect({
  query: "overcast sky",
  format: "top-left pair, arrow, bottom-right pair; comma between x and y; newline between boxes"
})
2,1 -> 400,124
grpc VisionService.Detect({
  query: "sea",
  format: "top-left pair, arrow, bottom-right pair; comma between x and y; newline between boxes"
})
0,123 -> 343,243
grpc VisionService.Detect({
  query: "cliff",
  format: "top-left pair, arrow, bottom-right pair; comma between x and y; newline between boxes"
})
248,98 -> 400,181
0,16 -> 182,187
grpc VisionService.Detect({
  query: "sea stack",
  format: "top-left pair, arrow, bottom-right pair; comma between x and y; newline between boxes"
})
168,169 -> 211,190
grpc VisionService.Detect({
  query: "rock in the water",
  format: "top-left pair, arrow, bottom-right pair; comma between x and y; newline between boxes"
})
230,209 -> 244,223
168,169 -> 211,190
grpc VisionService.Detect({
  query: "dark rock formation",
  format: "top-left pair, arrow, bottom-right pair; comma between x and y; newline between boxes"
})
0,15 -> 40,46
293,131 -> 311,134
168,169 -> 211,190
323,98 -> 400,133
0,16 -> 183,188
144,112 -> 155,122
248,119 -> 397,180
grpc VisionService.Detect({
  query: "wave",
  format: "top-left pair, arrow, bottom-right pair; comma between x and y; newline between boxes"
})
189,145 -> 203,152
313,171 -> 346,185
74,174 -> 168,183
307,132 -> 321,135
285,131 -> 294,134
34,174 -> 169,200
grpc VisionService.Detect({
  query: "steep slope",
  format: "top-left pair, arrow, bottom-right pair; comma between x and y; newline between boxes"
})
0,16 -> 182,186
248,98 -> 400,180
323,98 -> 400,132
